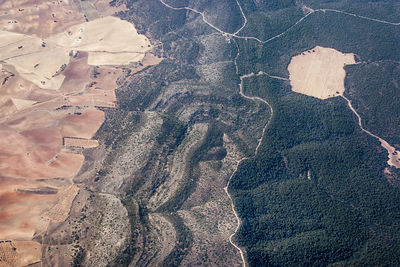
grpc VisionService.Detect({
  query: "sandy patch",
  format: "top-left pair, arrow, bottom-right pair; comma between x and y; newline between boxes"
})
64,138 -> 99,148
288,46 -> 355,99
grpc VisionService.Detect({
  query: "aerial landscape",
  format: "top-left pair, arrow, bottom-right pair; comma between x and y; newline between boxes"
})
0,0 -> 399,266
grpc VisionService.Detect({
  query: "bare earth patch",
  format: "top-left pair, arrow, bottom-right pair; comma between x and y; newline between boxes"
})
64,138 -> 99,148
0,241 -> 41,267
288,46 -> 355,99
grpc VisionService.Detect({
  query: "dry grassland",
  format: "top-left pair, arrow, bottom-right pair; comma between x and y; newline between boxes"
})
0,0 -> 86,38
0,16 -> 151,91
288,46 -> 355,99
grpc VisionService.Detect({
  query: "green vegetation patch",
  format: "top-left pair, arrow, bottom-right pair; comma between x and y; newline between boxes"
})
231,54 -> 400,265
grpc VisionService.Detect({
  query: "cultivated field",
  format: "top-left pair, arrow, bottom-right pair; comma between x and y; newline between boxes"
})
288,46 -> 356,99
0,0 -> 160,265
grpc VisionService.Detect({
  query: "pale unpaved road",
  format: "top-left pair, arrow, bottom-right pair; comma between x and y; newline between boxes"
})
224,70 -> 278,267
160,0 -> 400,45
342,95 -> 400,169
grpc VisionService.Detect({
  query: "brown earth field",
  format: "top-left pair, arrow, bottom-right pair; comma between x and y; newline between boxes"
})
0,1 -> 161,266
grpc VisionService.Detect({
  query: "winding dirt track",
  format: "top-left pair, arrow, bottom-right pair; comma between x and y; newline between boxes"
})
225,61 -> 288,267
342,95 -> 400,168
224,68 -> 277,267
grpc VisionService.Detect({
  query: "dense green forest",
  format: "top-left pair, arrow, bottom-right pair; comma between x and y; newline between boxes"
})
231,75 -> 400,266
228,0 -> 400,265
345,62 -> 400,147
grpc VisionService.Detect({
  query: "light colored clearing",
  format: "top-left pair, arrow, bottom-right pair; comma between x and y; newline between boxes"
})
0,16 -> 151,90
0,0 -> 86,38
64,137 -> 99,148
11,98 -> 37,110
0,240 -> 41,267
288,46 -> 355,99
54,16 -> 150,54
0,30 -> 70,90
288,47 -> 400,169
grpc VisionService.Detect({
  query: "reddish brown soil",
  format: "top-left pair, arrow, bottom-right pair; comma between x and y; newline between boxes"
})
0,2 -> 133,265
